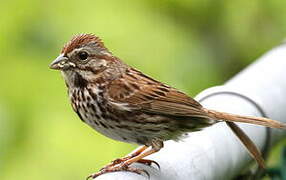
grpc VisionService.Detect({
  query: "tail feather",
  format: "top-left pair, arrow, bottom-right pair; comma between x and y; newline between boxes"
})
202,108 -> 285,168
226,121 -> 266,168
203,108 -> 286,129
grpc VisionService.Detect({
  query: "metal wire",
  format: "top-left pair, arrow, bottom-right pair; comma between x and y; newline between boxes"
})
197,90 -> 271,179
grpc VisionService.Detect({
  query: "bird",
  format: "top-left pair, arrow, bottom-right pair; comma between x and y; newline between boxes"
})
49,33 -> 285,179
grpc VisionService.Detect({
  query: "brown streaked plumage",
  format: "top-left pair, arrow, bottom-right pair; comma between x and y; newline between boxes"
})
50,34 -> 285,179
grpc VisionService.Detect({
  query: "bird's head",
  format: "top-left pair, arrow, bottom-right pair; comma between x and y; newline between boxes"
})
50,34 -> 125,87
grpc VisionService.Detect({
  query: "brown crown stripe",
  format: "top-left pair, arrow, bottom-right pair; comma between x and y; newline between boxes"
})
61,34 -> 106,54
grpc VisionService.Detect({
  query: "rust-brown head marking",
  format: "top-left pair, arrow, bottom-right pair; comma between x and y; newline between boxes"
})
61,34 -> 106,55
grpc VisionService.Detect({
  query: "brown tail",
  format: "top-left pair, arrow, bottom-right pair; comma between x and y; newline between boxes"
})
203,108 -> 286,129
203,108 -> 285,168
226,121 -> 266,168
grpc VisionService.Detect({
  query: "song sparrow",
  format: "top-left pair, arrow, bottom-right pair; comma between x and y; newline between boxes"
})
50,34 -> 285,179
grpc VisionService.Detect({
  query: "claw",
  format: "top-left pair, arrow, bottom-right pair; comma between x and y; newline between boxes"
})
137,159 -> 160,170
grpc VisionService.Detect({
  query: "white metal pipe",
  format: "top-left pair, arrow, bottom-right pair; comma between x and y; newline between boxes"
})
94,43 -> 286,180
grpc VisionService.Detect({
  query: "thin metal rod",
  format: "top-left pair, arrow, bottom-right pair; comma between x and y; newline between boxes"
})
94,43 -> 286,180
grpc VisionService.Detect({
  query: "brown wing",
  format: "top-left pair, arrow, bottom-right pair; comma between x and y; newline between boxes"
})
107,68 -> 209,119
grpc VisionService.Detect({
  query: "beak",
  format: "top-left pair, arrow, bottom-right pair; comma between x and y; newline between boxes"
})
49,54 -> 72,70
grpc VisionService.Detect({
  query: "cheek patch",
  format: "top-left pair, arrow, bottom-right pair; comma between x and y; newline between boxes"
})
68,62 -> 76,67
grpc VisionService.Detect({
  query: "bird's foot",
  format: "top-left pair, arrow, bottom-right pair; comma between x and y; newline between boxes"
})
86,163 -> 150,179
87,143 -> 162,179
99,157 -> 130,171
101,157 -> 159,170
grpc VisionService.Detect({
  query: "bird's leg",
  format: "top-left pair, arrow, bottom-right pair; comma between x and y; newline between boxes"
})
119,143 -> 162,168
101,145 -> 148,170
124,145 -> 160,168
88,140 -> 163,179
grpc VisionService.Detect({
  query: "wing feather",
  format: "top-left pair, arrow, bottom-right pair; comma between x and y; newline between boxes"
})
107,68 -> 209,119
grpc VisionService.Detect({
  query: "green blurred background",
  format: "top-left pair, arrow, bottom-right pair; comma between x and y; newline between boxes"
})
1,0 -> 286,179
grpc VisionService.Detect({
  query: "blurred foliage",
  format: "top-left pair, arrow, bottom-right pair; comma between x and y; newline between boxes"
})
266,146 -> 286,180
0,0 -> 286,179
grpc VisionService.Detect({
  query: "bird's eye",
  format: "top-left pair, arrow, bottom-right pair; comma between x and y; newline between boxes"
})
78,51 -> 89,60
